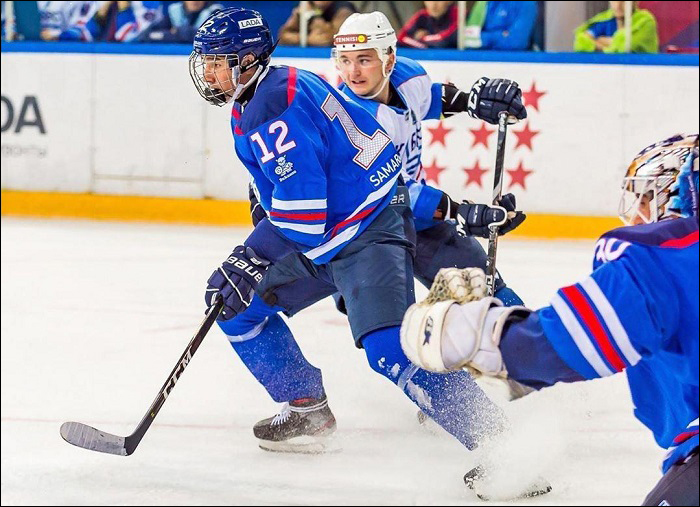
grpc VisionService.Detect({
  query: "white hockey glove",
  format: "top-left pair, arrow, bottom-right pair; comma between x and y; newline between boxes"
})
400,268 -> 531,376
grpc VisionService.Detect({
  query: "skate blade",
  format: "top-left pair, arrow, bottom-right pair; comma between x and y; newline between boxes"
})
258,435 -> 341,455
474,479 -> 552,501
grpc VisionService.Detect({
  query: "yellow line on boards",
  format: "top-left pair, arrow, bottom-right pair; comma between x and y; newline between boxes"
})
507,214 -> 621,239
1,190 -> 251,226
2,190 -> 621,239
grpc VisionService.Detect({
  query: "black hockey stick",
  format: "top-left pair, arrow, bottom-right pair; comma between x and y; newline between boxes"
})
60,298 -> 223,456
484,111 -> 511,297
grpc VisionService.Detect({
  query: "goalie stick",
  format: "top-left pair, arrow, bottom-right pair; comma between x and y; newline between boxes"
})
60,298 -> 223,456
484,111 -> 511,297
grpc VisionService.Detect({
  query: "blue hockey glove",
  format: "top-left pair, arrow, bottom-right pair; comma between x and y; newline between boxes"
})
205,245 -> 270,321
467,77 -> 527,125
455,193 -> 526,238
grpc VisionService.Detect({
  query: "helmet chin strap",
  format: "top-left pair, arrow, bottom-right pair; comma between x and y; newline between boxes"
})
231,64 -> 264,102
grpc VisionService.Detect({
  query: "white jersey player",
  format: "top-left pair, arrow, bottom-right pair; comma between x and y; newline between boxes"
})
331,11 -> 527,301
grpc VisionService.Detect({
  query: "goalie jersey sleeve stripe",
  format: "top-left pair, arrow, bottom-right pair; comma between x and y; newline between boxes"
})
579,276 -> 642,366
550,275 -> 644,378
549,293 -> 614,378
540,222 -> 697,382
560,284 -> 627,373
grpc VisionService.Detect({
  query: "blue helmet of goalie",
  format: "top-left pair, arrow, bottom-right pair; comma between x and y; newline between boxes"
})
619,133 -> 699,225
189,7 -> 276,106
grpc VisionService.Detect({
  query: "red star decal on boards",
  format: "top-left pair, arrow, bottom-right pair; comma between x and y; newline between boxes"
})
422,159 -> 446,184
463,161 -> 489,188
469,122 -> 495,149
522,82 -> 546,112
427,121 -> 452,147
513,121 -> 540,151
507,161 -> 534,190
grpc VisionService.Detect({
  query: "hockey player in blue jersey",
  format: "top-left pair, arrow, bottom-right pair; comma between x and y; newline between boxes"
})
202,7 -> 532,452
189,7 -> 533,482
240,10 -> 531,446
401,133 -> 699,505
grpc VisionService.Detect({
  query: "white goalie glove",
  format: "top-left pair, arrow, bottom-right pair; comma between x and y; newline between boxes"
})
400,267 -> 531,376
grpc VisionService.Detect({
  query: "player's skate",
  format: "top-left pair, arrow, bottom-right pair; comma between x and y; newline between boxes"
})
254,396 -> 337,454
464,464 -> 552,501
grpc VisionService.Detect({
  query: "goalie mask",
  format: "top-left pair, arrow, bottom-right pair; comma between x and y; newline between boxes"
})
619,133 -> 699,225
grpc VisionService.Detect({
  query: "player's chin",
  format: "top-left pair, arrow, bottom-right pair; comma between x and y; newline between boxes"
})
215,87 -> 235,102
348,83 -> 370,95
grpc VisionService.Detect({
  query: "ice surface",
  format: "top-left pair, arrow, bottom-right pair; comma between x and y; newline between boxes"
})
1,218 -> 665,505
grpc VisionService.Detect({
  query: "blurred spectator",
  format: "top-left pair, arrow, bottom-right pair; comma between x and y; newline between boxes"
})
638,1 -> 698,53
138,1 -> 222,42
463,1 -> 537,50
83,1 -> 163,42
37,1 -> 100,41
574,1 -> 659,53
398,1 -> 458,48
2,1 -> 8,40
279,1 -> 356,46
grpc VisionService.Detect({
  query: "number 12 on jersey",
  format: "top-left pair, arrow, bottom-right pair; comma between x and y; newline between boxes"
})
249,93 -> 391,170
250,120 -> 297,163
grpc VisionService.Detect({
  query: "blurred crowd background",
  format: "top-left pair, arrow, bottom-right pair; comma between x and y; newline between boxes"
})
1,1 -> 698,53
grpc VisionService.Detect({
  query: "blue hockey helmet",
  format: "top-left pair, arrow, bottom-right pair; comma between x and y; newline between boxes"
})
619,133 -> 699,225
189,7 -> 276,106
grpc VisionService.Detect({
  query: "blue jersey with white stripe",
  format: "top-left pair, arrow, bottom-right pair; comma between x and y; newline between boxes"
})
232,66 -> 402,265
538,217 -> 699,470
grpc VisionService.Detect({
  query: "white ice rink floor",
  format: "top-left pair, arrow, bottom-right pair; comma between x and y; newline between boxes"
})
1,217 -> 666,505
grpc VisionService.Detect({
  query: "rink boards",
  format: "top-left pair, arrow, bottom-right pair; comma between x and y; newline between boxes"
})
1,45 -> 698,237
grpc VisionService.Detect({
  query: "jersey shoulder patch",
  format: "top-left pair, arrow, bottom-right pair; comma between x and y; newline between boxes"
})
240,66 -> 293,134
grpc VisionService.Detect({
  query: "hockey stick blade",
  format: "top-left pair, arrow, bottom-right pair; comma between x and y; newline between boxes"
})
60,421 -> 127,456
59,298 -> 223,456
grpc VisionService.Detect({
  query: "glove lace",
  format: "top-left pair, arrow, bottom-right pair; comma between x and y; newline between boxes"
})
423,268 -> 487,305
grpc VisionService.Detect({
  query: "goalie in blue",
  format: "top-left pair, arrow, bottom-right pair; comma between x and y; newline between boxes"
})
401,133 -> 699,506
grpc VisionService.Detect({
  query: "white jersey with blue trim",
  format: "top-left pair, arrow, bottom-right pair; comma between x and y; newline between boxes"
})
537,217 -> 699,470
232,66 -> 402,265
339,56 -> 442,182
